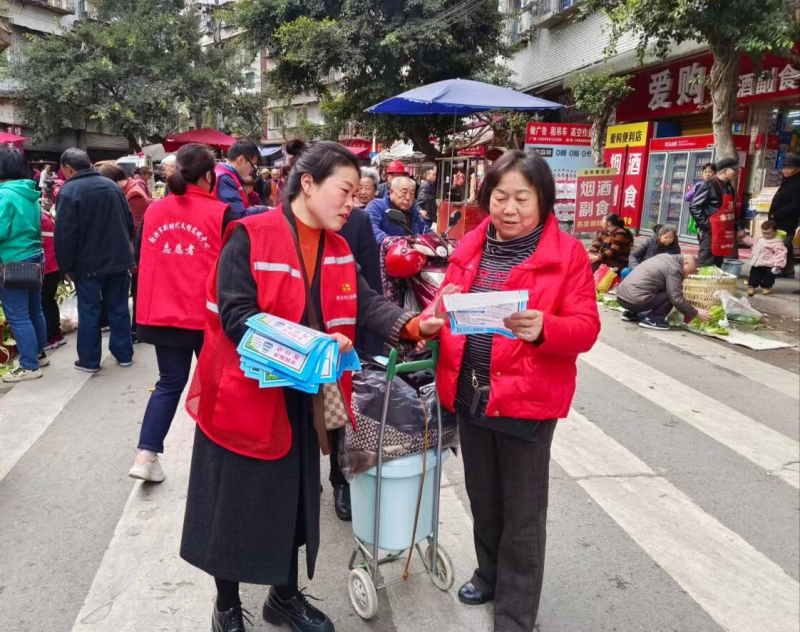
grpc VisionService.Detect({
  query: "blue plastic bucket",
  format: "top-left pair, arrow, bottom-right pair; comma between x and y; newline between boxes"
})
351,448 -> 450,552
721,259 -> 744,277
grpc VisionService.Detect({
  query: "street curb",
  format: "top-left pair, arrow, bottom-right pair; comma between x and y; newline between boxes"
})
735,281 -> 800,320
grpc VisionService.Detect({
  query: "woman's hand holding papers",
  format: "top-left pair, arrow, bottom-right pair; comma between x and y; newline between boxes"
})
330,332 -> 354,354
419,284 -> 461,339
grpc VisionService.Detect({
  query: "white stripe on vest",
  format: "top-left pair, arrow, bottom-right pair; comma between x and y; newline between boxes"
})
206,300 -> 219,313
42,231 -> 55,237
253,262 -> 302,278
322,255 -> 355,265
326,317 -> 357,328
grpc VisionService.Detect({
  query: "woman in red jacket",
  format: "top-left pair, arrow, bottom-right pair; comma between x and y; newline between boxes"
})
436,150 -> 600,632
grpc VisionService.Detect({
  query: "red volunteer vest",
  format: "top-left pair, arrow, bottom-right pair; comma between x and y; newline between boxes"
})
710,191 -> 736,257
186,208 -> 358,461
213,163 -> 250,210
136,185 -> 226,329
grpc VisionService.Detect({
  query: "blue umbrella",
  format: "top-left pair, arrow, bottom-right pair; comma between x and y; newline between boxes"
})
365,79 -> 562,115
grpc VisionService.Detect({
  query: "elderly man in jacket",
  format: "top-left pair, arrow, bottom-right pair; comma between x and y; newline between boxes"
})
689,157 -> 739,267
55,148 -> 135,372
617,254 -> 710,330
367,176 -> 431,244
768,153 -> 800,278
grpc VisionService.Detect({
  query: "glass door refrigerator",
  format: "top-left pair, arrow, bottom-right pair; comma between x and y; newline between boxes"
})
679,149 -> 714,237
662,151 -> 690,228
641,152 -> 667,231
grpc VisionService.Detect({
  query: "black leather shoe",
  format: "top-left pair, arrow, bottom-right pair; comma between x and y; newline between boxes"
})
458,581 -> 494,606
333,484 -> 351,522
212,604 -> 252,631
262,588 -> 334,631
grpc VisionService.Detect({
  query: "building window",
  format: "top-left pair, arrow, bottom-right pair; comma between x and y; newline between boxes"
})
270,109 -> 282,130
294,105 -> 308,122
245,72 -> 256,90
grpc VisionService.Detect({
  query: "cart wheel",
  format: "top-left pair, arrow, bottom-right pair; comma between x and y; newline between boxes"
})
349,567 -> 379,620
426,543 -> 455,591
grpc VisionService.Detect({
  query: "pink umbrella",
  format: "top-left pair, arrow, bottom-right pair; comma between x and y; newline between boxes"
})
163,128 -> 238,152
0,131 -> 28,143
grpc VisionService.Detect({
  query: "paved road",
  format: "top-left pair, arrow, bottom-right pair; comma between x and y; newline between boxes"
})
1,309 -> 798,632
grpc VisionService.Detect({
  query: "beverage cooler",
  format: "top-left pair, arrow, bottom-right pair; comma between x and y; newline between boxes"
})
642,134 -> 750,239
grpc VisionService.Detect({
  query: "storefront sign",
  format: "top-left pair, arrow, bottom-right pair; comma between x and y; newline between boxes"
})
616,48 -> 800,123
603,122 -> 654,229
605,122 -> 650,148
459,144 -> 487,157
573,168 -> 617,234
525,122 -> 592,146
649,133 -> 750,152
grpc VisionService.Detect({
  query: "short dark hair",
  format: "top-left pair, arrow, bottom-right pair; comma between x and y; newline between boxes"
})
168,143 -> 216,196
423,167 -> 436,178
605,213 -> 626,229
761,220 -> 777,232
477,150 -> 555,216
227,138 -> 260,163
60,148 -> 92,171
95,162 -> 127,182
283,139 -> 360,203
0,148 -> 32,181
701,163 -> 715,172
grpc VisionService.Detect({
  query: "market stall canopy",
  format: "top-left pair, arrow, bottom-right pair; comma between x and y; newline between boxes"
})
371,141 -> 426,165
163,128 -> 238,152
260,145 -> 283,160
365,79 -> 563,115
0,131 -> 28,143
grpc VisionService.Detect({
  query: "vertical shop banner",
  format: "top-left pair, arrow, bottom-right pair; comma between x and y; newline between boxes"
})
524,123 -> 595,221
603,122 -> 653,231
573,168 -> 618,234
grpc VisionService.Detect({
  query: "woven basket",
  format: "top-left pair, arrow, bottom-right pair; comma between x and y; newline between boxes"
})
683,273 -> 737,310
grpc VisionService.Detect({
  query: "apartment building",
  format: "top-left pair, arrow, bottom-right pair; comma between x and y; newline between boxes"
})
0,0 -> 130,160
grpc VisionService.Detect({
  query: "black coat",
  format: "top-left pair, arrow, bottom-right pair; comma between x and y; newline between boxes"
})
688,177 -> 735,233
180,212 -> 414,585
768,172 -> 800,234
54,170 -> 135,279
628,234 -> 682,268
338,207 -> 385,357
417,179 -> 437,223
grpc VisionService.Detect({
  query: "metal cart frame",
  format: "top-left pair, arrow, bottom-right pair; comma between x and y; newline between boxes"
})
347,342 -> 455,619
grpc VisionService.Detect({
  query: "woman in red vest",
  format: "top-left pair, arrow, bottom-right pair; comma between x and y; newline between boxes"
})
180,139 -> 448,632
128,144 -> 235,483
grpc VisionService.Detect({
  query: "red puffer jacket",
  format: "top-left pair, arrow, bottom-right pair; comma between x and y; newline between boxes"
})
436,214 -> 600,421
41,211 -> 58,275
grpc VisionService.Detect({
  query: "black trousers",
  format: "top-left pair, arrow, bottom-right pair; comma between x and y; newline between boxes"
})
697,231 -> 723,268
748,266 -> 776,289
329,427 -> 347,487
41,271 -> 62,340
458,410 -> 557,632
617,293 -> 673,322
131,272 -> 139,336
781,230 -> 796,276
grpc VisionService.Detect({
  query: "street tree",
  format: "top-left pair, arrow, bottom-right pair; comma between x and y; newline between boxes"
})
10,0 -> 263,151
233,0 -> 511,157
580,0 -> 798,160
570,72 -> 633,166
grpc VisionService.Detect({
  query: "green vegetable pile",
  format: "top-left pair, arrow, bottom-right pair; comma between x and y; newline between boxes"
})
689,305 -> 728,335
697,266 -> 726,277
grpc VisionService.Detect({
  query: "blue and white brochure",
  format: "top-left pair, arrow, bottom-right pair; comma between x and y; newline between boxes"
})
443,290 -> 529,338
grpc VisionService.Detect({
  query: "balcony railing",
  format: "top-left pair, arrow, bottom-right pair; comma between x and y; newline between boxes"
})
23,0 -> 76,15
528,0 -> 581,28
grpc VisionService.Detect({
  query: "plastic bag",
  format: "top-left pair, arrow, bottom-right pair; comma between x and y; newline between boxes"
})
340,369 -> 459,478
593,264 -> 618,293
60,292 -> 78,333
714,290 -> 763,324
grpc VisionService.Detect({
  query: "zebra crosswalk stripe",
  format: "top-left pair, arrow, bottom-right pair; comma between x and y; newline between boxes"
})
582,341 -> 800,489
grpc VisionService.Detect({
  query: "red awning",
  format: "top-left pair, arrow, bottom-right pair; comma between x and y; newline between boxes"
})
351,146 -> 370,159
163,128 -> 238,152
0,132 -> 28,143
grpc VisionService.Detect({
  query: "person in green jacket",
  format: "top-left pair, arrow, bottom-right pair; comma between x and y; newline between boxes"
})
0,148 -> 48,382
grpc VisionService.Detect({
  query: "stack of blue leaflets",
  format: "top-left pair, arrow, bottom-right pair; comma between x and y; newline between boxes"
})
237,313 -> 361,394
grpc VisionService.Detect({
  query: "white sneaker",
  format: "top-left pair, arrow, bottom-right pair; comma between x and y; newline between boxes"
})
128,451 -> 165,483
2,365 -> 44,383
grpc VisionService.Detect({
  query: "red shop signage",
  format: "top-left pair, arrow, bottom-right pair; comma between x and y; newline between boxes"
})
649,133 -> 750,152
573,168 -> 617,234
525,122 -> 592,146
616,47 -> 800,123
459,144 -> 487,157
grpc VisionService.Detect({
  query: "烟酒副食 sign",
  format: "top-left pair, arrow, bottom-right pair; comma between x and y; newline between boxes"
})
616,48 -> 800,122
573,168 -> 617,234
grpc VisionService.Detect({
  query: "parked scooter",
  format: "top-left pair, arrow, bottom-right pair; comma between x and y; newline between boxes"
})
383,209 -> 461,311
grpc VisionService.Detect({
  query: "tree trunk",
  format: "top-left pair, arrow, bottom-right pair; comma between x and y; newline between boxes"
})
407,122 -> 443,159
590,118 -> 607,167
126,133 -> 142,153
194,110 -> 204,130
709,41 -> 740,161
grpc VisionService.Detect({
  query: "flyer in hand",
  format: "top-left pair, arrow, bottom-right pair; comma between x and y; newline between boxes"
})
443,290 -> 529,338
237,313 -> 362,393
